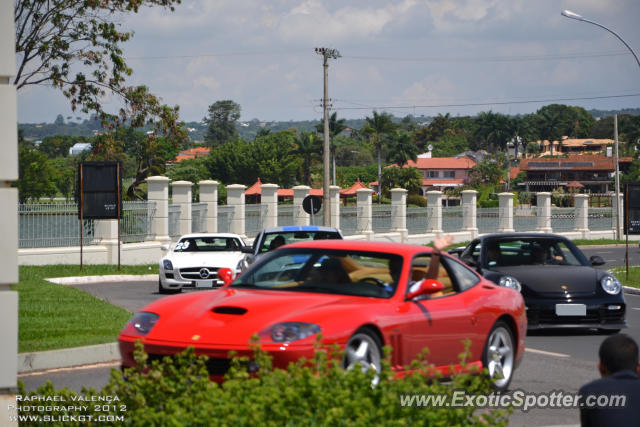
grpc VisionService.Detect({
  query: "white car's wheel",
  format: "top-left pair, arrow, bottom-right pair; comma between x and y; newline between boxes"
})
158,279 -> 180,295
482,321 -> 515,391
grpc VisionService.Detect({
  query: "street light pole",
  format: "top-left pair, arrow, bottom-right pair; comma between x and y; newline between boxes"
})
315,47 -> 341,227
561,10 -> 640,70
561,10 -> 640,242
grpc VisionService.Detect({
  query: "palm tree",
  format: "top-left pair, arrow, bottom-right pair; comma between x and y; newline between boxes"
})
292,131 -> 322,186
362,111 -> 397,202
387,131 -> 418,166
316,112 -> 347,185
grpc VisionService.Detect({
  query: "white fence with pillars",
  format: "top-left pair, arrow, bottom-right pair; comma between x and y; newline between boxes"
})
16,176 -> 631,265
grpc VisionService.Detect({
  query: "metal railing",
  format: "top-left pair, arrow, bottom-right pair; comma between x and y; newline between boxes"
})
19,201 -> 156,248
191,203 -> 207,233
168,204 -> 181,238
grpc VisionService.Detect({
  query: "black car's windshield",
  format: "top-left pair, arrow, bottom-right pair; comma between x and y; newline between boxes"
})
174,237 -> 242,252
481,238 -> 587,268
232,249 -> 401,298
258,231 -> 342,253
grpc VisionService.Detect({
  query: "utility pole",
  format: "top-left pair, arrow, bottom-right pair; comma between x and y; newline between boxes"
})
614,114 -> 621,240
315,47 -> 340,227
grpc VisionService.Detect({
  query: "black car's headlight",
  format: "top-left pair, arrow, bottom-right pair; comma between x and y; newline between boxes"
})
259,322 -> 321,343
499,275 -> 522,292
601,275 -> 622,295
122,312 -> 159,336
163,259 -> 173,270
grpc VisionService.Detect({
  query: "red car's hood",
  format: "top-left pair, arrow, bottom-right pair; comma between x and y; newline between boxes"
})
143,289 -> 373,346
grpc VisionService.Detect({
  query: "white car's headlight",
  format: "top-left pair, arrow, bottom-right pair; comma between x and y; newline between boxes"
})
601,275 -> 622,295
236,257 -> 248,272
499,275 -> 521,292
162,259 -> 173,270
259,322 -> 321,343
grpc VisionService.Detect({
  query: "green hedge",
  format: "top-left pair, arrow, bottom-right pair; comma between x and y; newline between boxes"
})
17,341 -> 510,426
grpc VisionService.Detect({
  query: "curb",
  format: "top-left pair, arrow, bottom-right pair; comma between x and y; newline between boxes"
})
45,274 -> 158,285
624,286 -> 640,296
18,343 -> 119,374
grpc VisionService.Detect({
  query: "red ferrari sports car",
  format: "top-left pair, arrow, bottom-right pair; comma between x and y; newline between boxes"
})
119,240 -> 527,389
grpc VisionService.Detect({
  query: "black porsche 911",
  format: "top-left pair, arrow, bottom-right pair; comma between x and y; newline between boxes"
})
450,233 -> 626,331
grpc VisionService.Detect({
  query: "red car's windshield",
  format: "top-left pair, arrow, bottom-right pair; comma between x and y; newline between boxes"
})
232,249 -> 402,298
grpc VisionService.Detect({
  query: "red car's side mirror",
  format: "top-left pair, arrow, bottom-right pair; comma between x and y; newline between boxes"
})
218,267 -> 234,287
406,279 -> 445,300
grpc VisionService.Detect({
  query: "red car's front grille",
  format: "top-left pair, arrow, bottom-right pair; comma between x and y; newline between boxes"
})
147,353 -> 232,376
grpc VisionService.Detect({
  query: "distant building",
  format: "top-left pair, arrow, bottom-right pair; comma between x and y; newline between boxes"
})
68,142 -> 92,156
537,137 -> 614,157
518,154 -> 632,193
170,146 -> 211,163
375,156 -> 476,195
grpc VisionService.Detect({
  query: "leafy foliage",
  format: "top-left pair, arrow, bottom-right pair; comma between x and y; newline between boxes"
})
381,166 -> 422,196
18,341 -> 510,426
204,100 -> 241,147
15,0 -> 186,136
16,144 -> 58,202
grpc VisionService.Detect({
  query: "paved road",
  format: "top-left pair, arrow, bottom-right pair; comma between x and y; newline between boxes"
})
20,279 -> 640,427
580,244 -> 640,268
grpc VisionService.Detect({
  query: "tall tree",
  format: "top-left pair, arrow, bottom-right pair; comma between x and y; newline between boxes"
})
16,144 -> 58,202
204,100 -> 241,147
387,131 -> 418,166
14,0 -> 186,137
362,111 -> 397,202
292,131 -> 322,187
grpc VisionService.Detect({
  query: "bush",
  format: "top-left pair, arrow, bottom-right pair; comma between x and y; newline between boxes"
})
17,341 -> 510,426
407,194 -> 427,207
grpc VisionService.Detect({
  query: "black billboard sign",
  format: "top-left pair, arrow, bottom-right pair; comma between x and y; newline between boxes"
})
77,161 -> 122,219
624,182 -> 640,234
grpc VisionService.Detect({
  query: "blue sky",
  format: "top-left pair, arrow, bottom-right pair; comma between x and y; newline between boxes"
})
17,0 -> 640,124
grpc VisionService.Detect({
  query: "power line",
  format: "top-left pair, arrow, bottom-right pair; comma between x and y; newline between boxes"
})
124,49 -> 631,63
342,50 -> 631,63
330,93 -> 640,112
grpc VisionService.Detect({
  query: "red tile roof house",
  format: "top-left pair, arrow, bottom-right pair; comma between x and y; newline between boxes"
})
518,154 -> 632,193
373,157 -> 476,196
170,146 -> 211,163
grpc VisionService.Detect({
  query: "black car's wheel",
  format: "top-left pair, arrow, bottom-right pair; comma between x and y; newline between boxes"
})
343,330 -> 382,385
482,321 -> 515,391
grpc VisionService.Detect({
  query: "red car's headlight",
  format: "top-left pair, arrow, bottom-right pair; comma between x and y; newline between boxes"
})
259,322 -> 321,343
122,312 -> 159,336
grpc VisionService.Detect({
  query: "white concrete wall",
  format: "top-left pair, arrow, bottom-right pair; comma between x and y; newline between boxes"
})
0,0 -> 18,422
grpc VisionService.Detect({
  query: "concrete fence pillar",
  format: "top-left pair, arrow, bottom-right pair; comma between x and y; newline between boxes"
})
391,188 -> 408,242
199,180 -> 218,233
426,191 -> 443,234
227,184 -> 246,237
261,183 -> 279,229
293,186 -> 310,226
356,188 -> 374,239
330,185 -> 341,230
612,193 -> 624,238
0,1 -> 18,415
498,192 -> 515,233
94,220 -> 119,264
536,192 -> 552,233
574,194 -> 589,237
461,190 -> 478,238
147,176 -> 171,243
172,181 -> 193,236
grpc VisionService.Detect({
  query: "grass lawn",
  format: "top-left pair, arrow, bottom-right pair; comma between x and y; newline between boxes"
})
608,266 -> 640,289
13,265 -> 157,353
